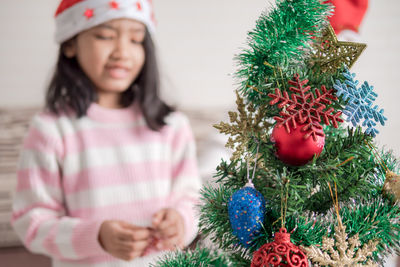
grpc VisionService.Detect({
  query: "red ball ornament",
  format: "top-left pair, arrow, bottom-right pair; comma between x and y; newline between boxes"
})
251,228 -> 308,267
271,122 -> 325,166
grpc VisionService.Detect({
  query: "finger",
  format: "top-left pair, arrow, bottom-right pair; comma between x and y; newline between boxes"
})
118,221 -> 145,232
158,236 -> 183,251
117,228 -> 136,242
152,209 -> 167,227
118,239 -> 151,253
109,249 -> 132,261
117,221 -> 143,230
117,227 -> 151,242
131,228 -> 152,241
152,223 -> 173,239
158,225 -> 179,239
157,219 -> 175,231
117,250 -> 141,261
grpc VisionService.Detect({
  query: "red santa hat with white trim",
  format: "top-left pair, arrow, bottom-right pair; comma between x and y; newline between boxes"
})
54,0 -> 156,44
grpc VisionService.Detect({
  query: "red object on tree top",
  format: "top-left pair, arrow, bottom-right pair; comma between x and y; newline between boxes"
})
326,0 -> 369,34
268,74 -> 343,141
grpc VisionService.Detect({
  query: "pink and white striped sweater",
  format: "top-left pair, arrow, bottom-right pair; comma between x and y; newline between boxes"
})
11,103 -> 202,267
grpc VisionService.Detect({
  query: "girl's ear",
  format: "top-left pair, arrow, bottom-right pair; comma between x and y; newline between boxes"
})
63,39 -> 77,58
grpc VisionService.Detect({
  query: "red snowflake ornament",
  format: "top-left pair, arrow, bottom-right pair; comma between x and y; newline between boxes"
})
251,228 -> 308,267
268,74 -> 343,141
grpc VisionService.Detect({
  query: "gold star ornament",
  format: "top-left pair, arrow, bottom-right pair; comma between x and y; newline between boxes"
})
311,25 -> 367,73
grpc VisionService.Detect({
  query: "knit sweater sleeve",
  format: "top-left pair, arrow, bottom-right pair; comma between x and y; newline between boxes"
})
11,114 -> 106,260
168,113 -> 202,246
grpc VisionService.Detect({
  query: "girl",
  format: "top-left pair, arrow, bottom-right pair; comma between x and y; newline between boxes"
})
11,0 -> 202,266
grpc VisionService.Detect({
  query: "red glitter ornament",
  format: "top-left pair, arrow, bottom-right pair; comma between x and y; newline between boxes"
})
251,228 -> 308,267
268,74 -> 343,141
271,121 -> 325,166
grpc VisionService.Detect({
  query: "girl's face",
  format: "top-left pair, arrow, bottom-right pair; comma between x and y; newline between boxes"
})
64,18 -> 146,107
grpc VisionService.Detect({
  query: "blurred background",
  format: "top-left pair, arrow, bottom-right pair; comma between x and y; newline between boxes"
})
0,0 -> 399,266
0,0 -> 399,155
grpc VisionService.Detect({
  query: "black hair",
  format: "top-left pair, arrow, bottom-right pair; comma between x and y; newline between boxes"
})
45,28 -> 174,131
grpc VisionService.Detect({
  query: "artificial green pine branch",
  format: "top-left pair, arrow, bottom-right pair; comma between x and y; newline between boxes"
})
214,159 -> 249,190
214,155 -> 276,192
301,127 -> 378,212
339,195 -> 400,264
198,184 -> 239,251
236,0 -> 332,104
253,194 -> 400,265
151,247 -> 230,267
213,126 -> 383,217
252,127 -> 380,215
200,147 -> 400,265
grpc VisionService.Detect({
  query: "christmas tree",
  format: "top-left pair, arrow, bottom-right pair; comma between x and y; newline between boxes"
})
154,0 -> 400,266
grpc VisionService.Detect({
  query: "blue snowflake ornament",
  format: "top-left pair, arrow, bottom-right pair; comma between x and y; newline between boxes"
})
228,183 -> 266,247
333,68 -> 387,136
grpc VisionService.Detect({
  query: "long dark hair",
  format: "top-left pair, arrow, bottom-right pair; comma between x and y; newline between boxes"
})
46,28 -> 174,131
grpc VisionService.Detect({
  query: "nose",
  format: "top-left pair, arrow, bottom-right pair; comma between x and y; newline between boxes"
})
110,36 -> 130,60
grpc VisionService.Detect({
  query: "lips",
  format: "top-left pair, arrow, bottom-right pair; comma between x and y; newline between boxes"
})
105,65 -> 131,79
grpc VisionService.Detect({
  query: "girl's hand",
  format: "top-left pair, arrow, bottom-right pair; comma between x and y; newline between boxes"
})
98,220 -> 152,261
152,208 -> 185,250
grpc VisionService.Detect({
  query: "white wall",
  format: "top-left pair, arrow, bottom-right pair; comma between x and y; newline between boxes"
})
0,0 -> 399,158
0,0 -> 268,109
0,1 -> 58,107
353,0 -> 400,160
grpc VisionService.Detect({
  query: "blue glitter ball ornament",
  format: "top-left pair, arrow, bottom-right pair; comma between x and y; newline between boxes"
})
228,183 -> 266,247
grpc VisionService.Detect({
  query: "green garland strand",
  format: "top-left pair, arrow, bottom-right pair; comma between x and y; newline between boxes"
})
151,247 -> 230,267
236,0 -> 332,104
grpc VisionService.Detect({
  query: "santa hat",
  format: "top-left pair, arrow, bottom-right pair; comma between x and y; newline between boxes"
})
54,0 -> 156,44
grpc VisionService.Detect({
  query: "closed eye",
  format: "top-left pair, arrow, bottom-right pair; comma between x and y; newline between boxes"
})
95,35 -> 115,40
